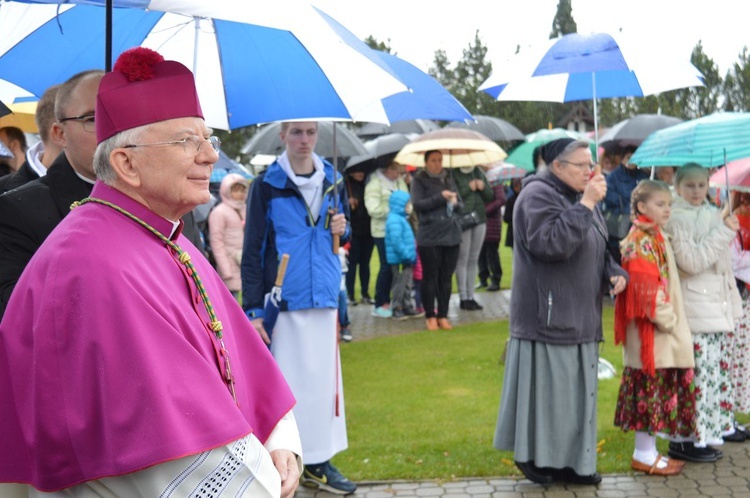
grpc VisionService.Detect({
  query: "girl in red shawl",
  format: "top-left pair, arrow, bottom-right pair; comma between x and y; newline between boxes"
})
614,180 -> 697,476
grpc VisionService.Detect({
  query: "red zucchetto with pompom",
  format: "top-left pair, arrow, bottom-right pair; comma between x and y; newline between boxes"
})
96,47 -> 204,143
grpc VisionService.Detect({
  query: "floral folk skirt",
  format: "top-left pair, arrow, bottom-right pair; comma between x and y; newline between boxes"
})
728,298 -> 750,414
614,367 -> 696,437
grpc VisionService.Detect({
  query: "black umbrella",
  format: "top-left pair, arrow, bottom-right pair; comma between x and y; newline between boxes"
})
241,121 -> 366,159
599,114 -> 683,148
345,133 -> 412,173
0,99 -> 11,119
445,115 -> 525,142
355,119 -> 439,140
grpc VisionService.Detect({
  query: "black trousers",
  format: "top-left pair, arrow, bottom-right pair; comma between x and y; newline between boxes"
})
418,244 -> 460,319
345,233 -> 374,300
477,241 -> 502,285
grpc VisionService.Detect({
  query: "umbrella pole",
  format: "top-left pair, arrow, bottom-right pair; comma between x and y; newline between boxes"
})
725,148 -> 732,212
592,73 -> 599,160
193,17 -> 200,75
332,123 -> 340,254
105,0 -> 113,71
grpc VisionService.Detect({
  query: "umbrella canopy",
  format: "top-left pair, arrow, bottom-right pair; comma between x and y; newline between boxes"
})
0,100 -> 38,133
356,119 -> 439,139
479,32 -> 704,146
346,133 -> 413,173
709,158 -> 750,193
630,112 -> 750,168
394,128 -> 507,168
485,162 -> 527,184
505,128 -> 594,171
0,1 -> 408,129
445,115 -> 525,142
599,114 -> 683,148
298,17 -> 471,127
241,121 -> 366,159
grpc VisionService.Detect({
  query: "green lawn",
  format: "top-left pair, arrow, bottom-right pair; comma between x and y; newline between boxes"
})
335,306 -> 677,481
339,241 -> 750,481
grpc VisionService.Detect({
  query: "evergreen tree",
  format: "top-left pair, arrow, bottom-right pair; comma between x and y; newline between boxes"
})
364,35 -> 392,54
452,31 -> 495,115
724,46 -> 750,111
550,0 -> 577,38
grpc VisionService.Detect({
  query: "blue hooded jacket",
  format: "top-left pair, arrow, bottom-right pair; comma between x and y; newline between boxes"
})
241,158 -> 350,319
385,190 -> 416,265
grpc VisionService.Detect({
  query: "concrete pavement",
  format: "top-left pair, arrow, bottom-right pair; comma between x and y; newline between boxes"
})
303,288 -> 750,497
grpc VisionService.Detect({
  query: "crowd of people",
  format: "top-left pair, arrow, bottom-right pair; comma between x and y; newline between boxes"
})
2,47 -> 749,496
496,138 -> 750,487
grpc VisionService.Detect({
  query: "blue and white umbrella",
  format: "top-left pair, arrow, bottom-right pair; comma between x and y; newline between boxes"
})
0,0 -> 408,129
479,32 -> 704,146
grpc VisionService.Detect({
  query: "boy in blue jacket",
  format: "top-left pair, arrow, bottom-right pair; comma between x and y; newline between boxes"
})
385,190 -> 423,320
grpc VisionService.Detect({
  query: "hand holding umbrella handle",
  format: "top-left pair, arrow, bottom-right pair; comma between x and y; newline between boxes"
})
275,253 -> 290,287
333,233 -> 340,254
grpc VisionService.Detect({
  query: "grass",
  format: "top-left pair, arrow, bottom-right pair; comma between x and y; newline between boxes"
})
336,242 -> 750,481
335,306 -> 678,481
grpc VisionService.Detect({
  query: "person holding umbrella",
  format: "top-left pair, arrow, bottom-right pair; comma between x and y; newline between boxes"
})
242,121 -> 356,495
494,139 -> 627,485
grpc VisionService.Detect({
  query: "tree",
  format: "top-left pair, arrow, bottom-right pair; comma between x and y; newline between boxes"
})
452,31 -> 495,115
664,42 -> 722,118
724,46 -> 750,111
550,0 -> 577,38
364,35 -> 392,54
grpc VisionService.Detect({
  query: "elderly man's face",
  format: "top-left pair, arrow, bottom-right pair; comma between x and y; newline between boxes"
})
56,74 -> 102,180
128,116 -> 218,220
552,146 -> 594,193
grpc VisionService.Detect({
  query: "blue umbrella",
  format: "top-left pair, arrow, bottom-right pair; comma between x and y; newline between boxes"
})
0,1 -> 407,129
630,112 -> 750,168
479,32 -> 704,147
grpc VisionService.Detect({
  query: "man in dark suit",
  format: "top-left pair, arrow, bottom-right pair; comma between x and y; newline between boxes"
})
0,70 -> 103,318
0,84 -> 62,194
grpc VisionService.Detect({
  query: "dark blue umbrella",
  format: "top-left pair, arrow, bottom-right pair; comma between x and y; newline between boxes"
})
263,253 -> 289,344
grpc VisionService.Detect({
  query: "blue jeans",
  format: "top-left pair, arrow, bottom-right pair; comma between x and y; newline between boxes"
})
338,289 -> 350,328
373,237 -> 392,307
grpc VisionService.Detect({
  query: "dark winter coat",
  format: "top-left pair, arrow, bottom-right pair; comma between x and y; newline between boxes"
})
510,169 -> 627,345
484,182 -> 506,244
452,167 -> 494,223
410,169 -> 462,248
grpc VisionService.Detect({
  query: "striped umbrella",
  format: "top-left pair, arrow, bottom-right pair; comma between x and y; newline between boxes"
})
630,112 -> 750,168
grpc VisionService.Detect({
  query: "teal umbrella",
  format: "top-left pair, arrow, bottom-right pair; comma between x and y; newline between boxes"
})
630,112 -> 750,168
506,128 -> 595,171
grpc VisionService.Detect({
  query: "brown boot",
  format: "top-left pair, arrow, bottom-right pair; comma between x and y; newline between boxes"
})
437,318 -> 453,330
425,317 -> 438,331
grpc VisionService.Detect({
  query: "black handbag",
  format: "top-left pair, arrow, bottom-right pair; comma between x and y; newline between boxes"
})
456,210 -> 480,231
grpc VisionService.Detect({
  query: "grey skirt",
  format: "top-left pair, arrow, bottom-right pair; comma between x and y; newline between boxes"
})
494,338 -> 599,475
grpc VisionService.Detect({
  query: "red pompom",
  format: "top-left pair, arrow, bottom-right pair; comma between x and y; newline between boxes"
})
113,47 -> 165,82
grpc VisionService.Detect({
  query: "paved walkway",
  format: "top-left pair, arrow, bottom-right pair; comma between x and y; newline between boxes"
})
301,289 -> 750,497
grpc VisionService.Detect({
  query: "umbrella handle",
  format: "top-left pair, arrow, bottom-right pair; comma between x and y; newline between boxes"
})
333,234 -> 340,254
275,253 -> 290,287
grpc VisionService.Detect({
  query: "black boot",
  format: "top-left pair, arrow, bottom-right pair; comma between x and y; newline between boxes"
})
515,461 -> 553,484
668,441 -> 718,463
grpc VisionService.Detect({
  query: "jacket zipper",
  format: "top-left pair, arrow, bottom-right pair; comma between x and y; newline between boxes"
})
547,291 -> 553,326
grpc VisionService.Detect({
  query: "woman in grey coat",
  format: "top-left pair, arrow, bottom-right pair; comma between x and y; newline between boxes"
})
494,139 -> 627,485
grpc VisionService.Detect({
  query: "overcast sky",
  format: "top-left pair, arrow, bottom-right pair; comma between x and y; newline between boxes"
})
312,0 -> 749,75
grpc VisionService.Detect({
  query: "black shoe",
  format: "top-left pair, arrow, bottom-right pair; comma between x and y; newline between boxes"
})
554,467 -> 602,485
668,442 -> 719,463
708,446 -> 724,459
459,300 -> 469,310
515,461 -> 553,484
486,282 -> 500,292
724,423 -> 748,443
467,299 -> 483,310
